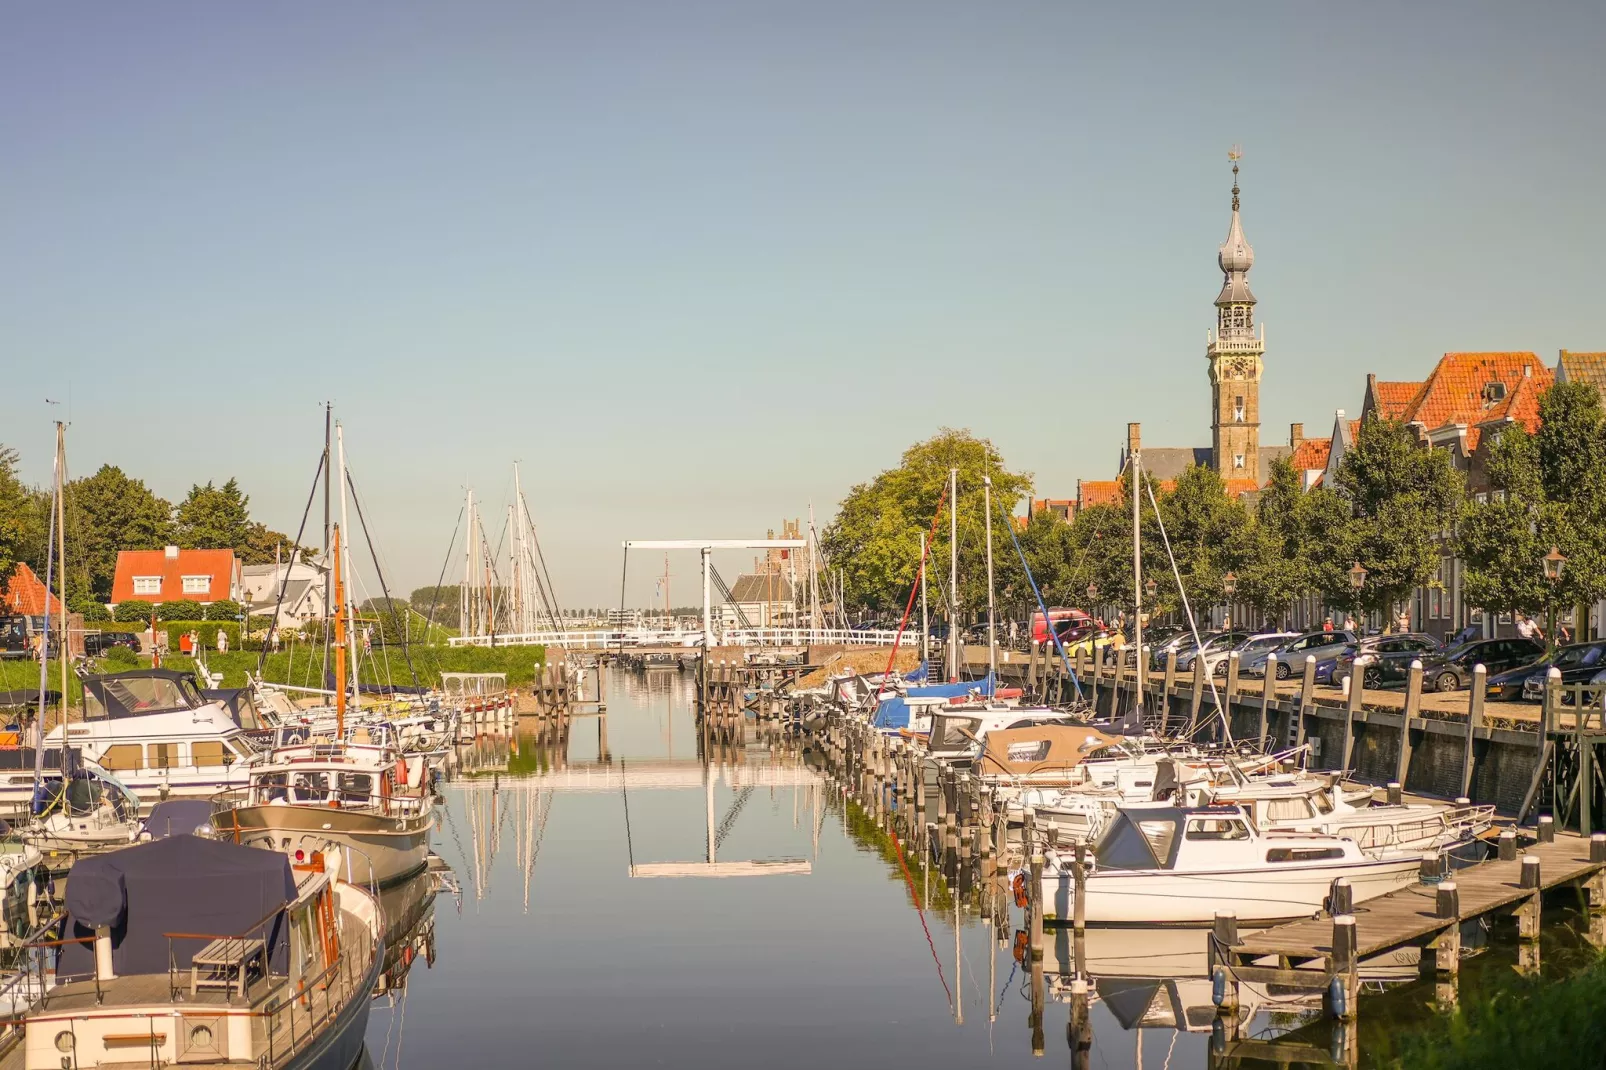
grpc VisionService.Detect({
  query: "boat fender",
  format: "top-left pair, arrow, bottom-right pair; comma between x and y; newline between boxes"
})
1011,929 -> 1028,964
1211,967 -> 1228,1007
1011,872 -> 1029,909
395,758 -> 408,787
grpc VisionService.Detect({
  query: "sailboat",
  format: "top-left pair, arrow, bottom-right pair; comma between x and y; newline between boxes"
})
215,522 -> 435,888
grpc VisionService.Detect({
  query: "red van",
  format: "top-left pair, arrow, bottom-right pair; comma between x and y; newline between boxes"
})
1030,608 -> 1093,645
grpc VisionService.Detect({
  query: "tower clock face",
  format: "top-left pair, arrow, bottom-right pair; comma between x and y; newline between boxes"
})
1222,354 -> 1258,379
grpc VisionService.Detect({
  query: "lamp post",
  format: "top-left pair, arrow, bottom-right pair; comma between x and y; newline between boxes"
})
1086,581 -> 1098,605
1144,577 -> 1157,599
1543,546 -> 1566,651
1348,562 -> 1368,633
1221,571 -> 1237,629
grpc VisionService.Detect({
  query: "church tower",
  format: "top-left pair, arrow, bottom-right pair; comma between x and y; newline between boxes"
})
1207,151 -> 1265,481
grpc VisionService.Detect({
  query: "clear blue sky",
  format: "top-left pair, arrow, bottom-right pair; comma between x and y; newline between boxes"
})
3,2 -> 1602,607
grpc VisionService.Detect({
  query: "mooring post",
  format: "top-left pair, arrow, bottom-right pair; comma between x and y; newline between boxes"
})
1391,661 -> 1421,787
1027,640 -> 1040,697
1224,650 -> 1240,710
1457,664 -> 1486,800
1538,814 -> 1555,843
1387,782 -> 1402,805
1258,654 -> 1276,751
1341,659 -> 1366,772
1519,854 -> 1542,940
1499,829 -> 1517,862
1295,655 -> 1317,749
1429,879 -> 1461,976
1328,915 -> 1358,1021
1029,852 -> 1045,960
1420,851 -> 1444,883
1187,654 -> 1206,735
1090,651 -> 1103,710
1329,876 -> 1354,916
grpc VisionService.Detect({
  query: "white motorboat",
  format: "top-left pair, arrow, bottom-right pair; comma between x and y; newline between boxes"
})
0,670 -> 263,807
1039,805 -> 1422,925
19,762 -> 142,856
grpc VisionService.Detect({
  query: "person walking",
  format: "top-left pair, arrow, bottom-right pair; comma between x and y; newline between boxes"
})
1516,613 -> 1538,640
216,629 -> 228,655
1344,614 -> 1358,633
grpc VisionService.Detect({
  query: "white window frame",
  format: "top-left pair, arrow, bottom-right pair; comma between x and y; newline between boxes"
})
181,575 -> 212,595
132,576 -> 161,595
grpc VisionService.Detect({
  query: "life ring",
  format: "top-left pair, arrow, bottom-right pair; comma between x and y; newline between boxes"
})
1011,872 -> 1029,909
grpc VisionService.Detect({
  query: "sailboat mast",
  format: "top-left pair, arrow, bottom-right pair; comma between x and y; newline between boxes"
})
1131,435 -> 1145,718
336,423 -> 358,702
919,532 -> 929,668
984,475 -> 997,688
333,525 -> 347,737
55,422 -> 68,728
33,424 -> 62,784
321,403 -> 332,683
462,489 -> 474,638
948,466 -> 958,683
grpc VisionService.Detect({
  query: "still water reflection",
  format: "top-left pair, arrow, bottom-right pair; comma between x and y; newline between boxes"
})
358,667 -> 1572,1069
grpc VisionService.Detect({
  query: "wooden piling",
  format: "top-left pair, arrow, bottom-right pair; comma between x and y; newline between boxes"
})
1519,855 -> 1542,939
1460,665 -> 1485,799
1427,880 -> 1460,975
1341,662 -> 1365,772
1296,656 -> 1317,749
1187,654 -> 1206,736
1329,915 -> 1358,1021
1258,655 -> 1277,750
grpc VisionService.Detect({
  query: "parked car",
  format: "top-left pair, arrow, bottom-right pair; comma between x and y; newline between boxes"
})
1173,631 -> 1251,673
1031,608 -> 1093,645
1209,632 -> 1299,676
1411,637 -> 1546,693
1331,633 -> 1443,690
84,631 -> 142,657
1241,630 -> 1359,680
1517,640 -> 1606,703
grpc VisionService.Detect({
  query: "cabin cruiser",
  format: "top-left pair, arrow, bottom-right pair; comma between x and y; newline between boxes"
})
917,707 -> 1086,763
0,834 -> 380,1070
0,670 -> 263,807
1039,805 -> 1422,925
215,742 -> 434,887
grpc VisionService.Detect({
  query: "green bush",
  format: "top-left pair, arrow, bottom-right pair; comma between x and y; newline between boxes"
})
72,596 -> 112,622
246,614 -> 274,633
156,600 -> 204,622
205,599 -> 243,622
163,621 -> 241,652
113,600 -> 156,623
101,645 -> 139,670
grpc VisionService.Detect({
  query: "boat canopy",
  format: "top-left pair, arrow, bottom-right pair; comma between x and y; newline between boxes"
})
873,676 -> 998,729
81,669 -> 204,721
60,835 -> 297,980
977,725 -> 1121,778
907,675 -> 994,699
145,799 -> 217,839
1091,809 -> 1187,871
201,687 -> 269,730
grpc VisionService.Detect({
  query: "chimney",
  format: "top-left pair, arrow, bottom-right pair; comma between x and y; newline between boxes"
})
1290,423 -> 1304,449
164,546 -> 179,560
1126,422 -> 1142,457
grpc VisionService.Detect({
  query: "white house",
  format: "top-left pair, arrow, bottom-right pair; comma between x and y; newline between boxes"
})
241,552 -> 330,630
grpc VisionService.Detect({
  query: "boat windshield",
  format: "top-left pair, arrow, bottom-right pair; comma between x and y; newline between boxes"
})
1092,810 -> 1183,871
83,675 -> 202,720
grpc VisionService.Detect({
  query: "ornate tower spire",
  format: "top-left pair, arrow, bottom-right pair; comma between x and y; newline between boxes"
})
1207,147 -> 1266,481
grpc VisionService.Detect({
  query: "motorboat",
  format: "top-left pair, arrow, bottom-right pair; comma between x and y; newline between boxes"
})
1039,804 -> 1422,925
0,834 -> 380,1070
214,742 -> 434,888
0,670 -> 264,806
20,762 -> 142,857
918,707 -> 1085,763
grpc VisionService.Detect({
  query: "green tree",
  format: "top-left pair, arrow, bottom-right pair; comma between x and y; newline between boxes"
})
821,429 -> 1032,615
64,465 -> 174,600
156,599 -> 205,621
70,593 -> 111,622
1150,465 -> 1249,618
1328,419 -> 1462,617
0,446 -> 31,582
175,479 -> 252,551
114,600 -> 157,623
205,599 -> 244,621
410,585 -> 462,630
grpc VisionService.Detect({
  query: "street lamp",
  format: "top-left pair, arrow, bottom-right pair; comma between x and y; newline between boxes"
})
1348,562 -> 1368,591
1543,546 -> 1566,584
1222,571 -> 1237,597
1144,577 -> 1157,599
1086,582 -> 1099,603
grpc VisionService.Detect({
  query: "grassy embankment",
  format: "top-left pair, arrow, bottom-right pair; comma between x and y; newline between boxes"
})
0,643 -> 546,704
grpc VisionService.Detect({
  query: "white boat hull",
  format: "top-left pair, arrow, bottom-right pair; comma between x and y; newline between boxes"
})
225,805 -> 434,887
1041,855 -> 1422,925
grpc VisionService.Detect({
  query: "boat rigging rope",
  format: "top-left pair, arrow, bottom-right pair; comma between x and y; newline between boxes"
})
880,481 -> 951,684
620,759 -> 636,870
1003,517 -> 1086,703
887,825 -> 953,1007
1144,480 -> 1230,743
256,449 -> 326,679
345,466 -> 421,691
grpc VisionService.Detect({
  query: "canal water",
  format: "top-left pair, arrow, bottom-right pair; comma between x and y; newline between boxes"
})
362,667 -> 1598,1070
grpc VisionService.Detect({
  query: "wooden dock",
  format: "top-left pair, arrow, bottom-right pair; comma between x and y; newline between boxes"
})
1214,829 -> 1606,1006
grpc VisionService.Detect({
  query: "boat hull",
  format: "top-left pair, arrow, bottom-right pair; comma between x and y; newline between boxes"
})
280,940 -> 381,1070
225,805 -> 433,887
1041,855 -> 1422,925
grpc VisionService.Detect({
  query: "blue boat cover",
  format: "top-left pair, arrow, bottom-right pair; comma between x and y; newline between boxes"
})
872,696 -> 912,729
872,674 -> 997,729
903,663 -> 930,683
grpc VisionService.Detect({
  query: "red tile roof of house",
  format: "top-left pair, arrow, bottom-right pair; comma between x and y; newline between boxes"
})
3,563 -> 63,617
1372,381 -> 1422,420
1559,351 -> 1606,397
111,548 -> 240,605
1397,352 -> 1552,433
1223,478 -> 1262,499
1077,480 -> 1123,508
1289,437 -> 1332,472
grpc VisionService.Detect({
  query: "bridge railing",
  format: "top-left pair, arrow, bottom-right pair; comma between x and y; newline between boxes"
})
447,627 -> 910,649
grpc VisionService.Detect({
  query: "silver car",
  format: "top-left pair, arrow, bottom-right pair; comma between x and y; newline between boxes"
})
1241,630 -> 1359,679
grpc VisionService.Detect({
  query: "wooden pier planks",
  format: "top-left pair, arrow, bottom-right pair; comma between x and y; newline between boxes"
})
1230,835 -> 1603,974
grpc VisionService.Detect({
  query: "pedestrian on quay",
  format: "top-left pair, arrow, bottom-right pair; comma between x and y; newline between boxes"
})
1344,614 -> 1358,633
1323,618 -> 1334,634
217,629 -> 228,655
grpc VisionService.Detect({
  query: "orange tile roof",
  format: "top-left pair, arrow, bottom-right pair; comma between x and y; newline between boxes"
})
1349,419 -> 1362,441
1223,478 -> 1262,499
1371,380 -> 1422,420
1289,437 -> 1332,472
111,548 -> 240,605
1077,480 -> 1123,508
3,564 -> 63,617
1559,351 -> 1606,396
1396,352 -> 1552,433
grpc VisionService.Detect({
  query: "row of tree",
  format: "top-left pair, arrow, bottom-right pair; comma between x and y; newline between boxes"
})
822,387 -> 1606,632
0,446 -> 298,610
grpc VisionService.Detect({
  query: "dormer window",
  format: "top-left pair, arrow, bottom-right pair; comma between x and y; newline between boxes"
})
1483,381 -> 1507,404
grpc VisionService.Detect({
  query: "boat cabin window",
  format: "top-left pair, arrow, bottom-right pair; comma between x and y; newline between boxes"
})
147,742 -> 181,770
933,717 -> 983,749
337,772 -> 373,802
1265,798 -> 1314,821
1003,739 -> 1051,764
100,744 -> 142,772
84,675 -> 202,720
192,741 -> 225,767
1266,847 -> 1345,863
1311,793 -> 1335,815
291,772 -> 330,803
1184,818 -> 1249,841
